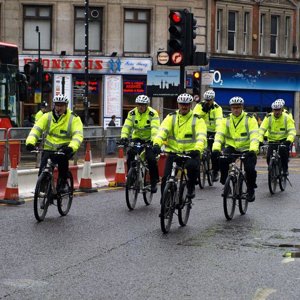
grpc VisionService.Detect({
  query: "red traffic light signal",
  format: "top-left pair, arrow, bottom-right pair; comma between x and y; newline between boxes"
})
42,72 -> 52,93
43,72 -> 51,82
169,11 -> 182,24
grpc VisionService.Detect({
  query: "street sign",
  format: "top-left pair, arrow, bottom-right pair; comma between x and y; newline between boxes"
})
157,52 -> 169,65
171,52 -> 183,65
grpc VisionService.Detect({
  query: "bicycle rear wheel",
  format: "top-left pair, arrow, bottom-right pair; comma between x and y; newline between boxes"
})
57,171 -> 74,216
223,176 -> 236,220
238,176 -> 248,215
125,168 -> 138,210
268,160 -> 277,194
160,182 -> 175,234
178,180 -> 191,226
143,168 -> 153,206
34,173 -> 51,222
198,160 -> 206,189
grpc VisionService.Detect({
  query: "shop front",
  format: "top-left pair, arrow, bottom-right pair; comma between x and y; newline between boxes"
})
19,55 -> 152,126
209,57 -> 300,117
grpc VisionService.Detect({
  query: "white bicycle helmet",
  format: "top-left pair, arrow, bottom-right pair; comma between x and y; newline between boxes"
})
177,93 -> 193,104
229,96 -> 244,105
203,90 -> 215,101
271,100 -> 283,110
53,94 -> 69,104
275,98 -> 285,107
135,95 -> 150,104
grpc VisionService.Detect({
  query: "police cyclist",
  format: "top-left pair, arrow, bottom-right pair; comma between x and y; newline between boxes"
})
193,89 -> 223,182
120,95 -> 160,193
259,99 -> 296,176
25,94 -> 83,192
35,101 -> 49,123
153,93 -> 207,199
212,96 -> 259,202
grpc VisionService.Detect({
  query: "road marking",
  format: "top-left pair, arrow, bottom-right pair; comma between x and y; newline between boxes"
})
253,288 -> 276,300
282,257 -> 295,264
0,278 -> 48,288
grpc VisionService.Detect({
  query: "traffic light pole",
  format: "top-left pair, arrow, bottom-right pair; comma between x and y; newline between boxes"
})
180,65 -> 185,93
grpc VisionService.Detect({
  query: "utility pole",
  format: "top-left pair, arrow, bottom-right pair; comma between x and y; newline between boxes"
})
84,0 -> 90,126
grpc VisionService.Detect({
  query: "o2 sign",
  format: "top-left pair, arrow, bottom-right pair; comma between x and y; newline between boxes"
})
212,70 -> 223,85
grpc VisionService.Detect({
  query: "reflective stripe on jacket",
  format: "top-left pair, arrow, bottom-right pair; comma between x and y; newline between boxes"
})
259,112 -> 296,143
121,106 -> 160,141
153,110 -> 207,153
212,111 -> 259,152
26,108 -> 83,152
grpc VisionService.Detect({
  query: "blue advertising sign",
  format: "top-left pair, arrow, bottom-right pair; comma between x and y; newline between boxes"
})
210,58 -> 300,91
147,70 -> 180,97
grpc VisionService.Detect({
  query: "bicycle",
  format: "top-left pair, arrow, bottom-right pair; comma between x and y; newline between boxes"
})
32,150 -> 74,222
198,136 -> 214,189
221,153 -> 248,221
160,153 -> 193,234
266,143 -> 289,194
123,141 -> 154,210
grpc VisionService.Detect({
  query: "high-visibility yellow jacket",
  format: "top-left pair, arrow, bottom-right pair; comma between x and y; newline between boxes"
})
259,111 -> 296,143
212,111 -> 259,153
26,109 -> 83,152
34,110 -> 44,123
121,106 -> 160,141
153,110 -> 207,153
193,101 -> 223,133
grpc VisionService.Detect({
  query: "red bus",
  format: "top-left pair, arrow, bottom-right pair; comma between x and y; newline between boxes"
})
0,42 -> 27,127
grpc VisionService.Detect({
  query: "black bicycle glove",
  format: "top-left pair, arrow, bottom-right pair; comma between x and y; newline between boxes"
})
152,144 -> 161,156
246,150 -> 256,158
62,146 -> 73,155
26,144 -> 35,151
284,140 -> 291,147
119,138 -> 129,145
189,150 -> 200,158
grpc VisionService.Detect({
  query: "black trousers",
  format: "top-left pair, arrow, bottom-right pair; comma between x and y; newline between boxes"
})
127,144 -> 159,185
207,132 -> 219,173
160,154 -> 200,195
219,146 -> 257,191
267,143 -> 289,172
39,150 -> 72,181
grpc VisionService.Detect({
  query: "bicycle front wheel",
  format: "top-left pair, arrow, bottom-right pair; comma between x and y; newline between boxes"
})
178,180 -> 191,226
34,173 -> 51,222
238,175 -> 248,215
268,160 -> 277,194
205,154 -> 213,186
125,168 -> 138,210
223,176 -> 236,220
143,168 -> 153,206
198,160 -> 206,189
160,182 -> 175,234
57,171 -> 74,216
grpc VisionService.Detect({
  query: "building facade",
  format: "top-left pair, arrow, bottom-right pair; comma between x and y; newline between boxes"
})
0,0 -> 206,126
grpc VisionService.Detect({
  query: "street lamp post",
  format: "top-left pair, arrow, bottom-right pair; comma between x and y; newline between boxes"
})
84,0 -> 90,126
35,26 -> 42,91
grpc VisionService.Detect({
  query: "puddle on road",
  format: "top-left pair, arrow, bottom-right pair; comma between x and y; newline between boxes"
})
177,224 -> 300,257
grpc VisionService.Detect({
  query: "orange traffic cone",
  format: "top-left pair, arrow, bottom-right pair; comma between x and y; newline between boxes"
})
0,157 -> 24,205
111,146 -> 126,186
290,142 -> 297,158
79,142 -> 97,192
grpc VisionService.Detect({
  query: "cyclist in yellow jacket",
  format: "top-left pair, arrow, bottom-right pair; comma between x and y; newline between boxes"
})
35,101 -> 49,123
212,96 -> 259,202
193,89 -> 223,182
26,94 -> 83,191
259,99 -> 296,176
120,95 -> 160,193
153,93 -> 207,199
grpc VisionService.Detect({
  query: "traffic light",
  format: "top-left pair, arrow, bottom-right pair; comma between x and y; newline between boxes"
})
168,10 -> 187,65
193,71 -> 201,96
186,13 -> 197,65
24,62 -> 39,88
42,72 -> 52,93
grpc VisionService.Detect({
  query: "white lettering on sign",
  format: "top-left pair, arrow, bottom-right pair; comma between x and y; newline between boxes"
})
213,70 -> 223,85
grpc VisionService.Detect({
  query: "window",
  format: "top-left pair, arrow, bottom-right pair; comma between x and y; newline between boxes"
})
216,9 -> 222,52
270,15 -> 279,55
243,12 -> 249,54
74,7 -> 102,51
23,5 -> 52,50
285,16 -> 291,57
259,14 -> 265,55
228,11 -> 236,52
124,9 -> 150,53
